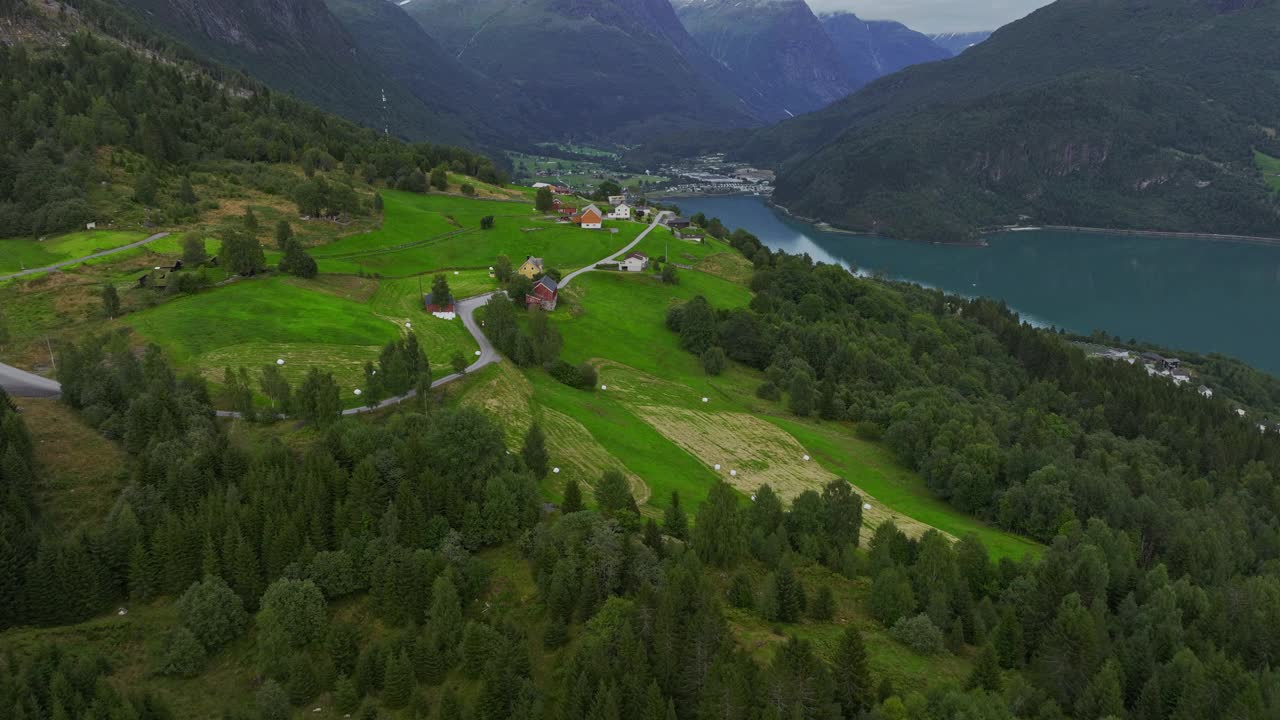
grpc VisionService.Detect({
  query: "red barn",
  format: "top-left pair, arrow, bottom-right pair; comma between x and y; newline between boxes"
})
526,275 -> 559,311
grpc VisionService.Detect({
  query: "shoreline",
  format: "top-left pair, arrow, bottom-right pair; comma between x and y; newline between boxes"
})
667,192 -> 1280,249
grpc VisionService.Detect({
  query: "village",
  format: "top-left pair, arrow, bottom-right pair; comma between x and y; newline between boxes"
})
1086,344 -> 1280,434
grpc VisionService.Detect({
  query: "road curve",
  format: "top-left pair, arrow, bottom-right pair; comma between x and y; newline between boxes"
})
0,232 -> 171,283
559,211 -> 671,289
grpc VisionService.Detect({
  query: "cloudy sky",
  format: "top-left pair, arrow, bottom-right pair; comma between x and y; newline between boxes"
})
806,0 -> 1052,33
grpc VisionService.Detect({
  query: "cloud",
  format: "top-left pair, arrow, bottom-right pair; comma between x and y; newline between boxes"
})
806,0 -> 1052,33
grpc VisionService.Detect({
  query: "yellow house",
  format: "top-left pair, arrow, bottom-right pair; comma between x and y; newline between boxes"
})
518,256 -> 545,279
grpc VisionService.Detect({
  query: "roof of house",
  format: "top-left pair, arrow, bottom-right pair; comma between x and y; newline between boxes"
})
625,252 -> 647,261
534,275 -> 559,292
580,204 -> 602,218
523,256 -> 544,268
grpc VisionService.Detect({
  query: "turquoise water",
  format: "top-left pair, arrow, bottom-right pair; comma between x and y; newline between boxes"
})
672,196 -> 1280,375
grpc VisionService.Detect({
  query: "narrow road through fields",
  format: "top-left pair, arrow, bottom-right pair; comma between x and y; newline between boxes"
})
559,211 -> 671,289
0,232 -> 170,282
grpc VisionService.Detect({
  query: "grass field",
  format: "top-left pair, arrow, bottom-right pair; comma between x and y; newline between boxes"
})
310,191 -> 638,276
126,276 -> 478,401
0,230 -> 149,274
1258,151 -> 1280,192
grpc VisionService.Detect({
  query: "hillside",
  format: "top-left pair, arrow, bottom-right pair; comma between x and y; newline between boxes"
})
737,0 -> 1280,241
402,0 -> 762,140
818,11 -> 950,88
672,0 -> 853,118
928,30 -> 992,55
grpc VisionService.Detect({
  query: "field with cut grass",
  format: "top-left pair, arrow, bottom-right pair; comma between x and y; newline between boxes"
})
311,191 -> 639,276
125,275 -> 478,400
0,230 -> 149,274
1259,151 -> 1280,192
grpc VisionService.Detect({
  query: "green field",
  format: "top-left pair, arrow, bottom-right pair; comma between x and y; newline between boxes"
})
310,191 -> 638,276
0,230 -> 148,274
126,276 -> 478,399
1258,151 -> 1280,192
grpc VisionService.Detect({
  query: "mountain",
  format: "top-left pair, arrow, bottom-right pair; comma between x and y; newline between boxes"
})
671,0 -> 853,119
928,30 -> 992,55
113,0 -> 497,146
745,0 -> 1280,242
818,12 -> 950,88
402,0 -> 762,140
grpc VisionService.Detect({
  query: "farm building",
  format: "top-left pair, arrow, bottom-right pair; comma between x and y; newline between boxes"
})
674,227 -> 704,241
607,194 -> 626,206
526,275 -> 559,311
574,205 -> 603,229
665,216 -> 691,229
423,292 -> 457,319
618,252 -> 649,272
137,260 -> 185,289
518,256 -> 545,279
609,203 -> 632,220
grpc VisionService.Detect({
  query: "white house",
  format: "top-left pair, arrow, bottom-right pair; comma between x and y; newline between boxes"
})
618,252 -> 649,272
85,222 -> 97,230
609,203 -> 632,220
532,182 -> 552,189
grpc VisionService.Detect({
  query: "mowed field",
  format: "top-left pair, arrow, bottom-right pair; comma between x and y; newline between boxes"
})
1259,151 -> 1280,192
0,230 -> 149,275
310,191 -> 640,276
126,275 -> 478,399
453,235 -> 1041,560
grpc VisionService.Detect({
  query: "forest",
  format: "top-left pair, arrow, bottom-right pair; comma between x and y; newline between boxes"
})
0,20 -> 503,238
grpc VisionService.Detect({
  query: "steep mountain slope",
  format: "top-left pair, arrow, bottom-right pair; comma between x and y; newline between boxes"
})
672,0 -> 853,118
113,0 -> 497,146
928,30 -> 992,55
747,0 -> 1280,242
403,0 -> 761,140
818,11 -> 949,88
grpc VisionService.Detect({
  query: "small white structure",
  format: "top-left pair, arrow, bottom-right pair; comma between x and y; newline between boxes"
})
618,252 -> 649,272
1237,408 -> 1247,417
608,203 -> 632,220
1198,385 -> 1214,399
532,182 -> 553,189
86,221 -> 97,230
863,503 -> 872,511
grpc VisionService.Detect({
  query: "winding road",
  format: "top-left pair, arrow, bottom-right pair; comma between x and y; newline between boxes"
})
1,212 -> 672,418
0,232 -> 170,283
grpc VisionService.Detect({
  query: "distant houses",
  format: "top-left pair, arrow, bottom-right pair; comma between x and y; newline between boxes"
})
137,260 -> 184,289
526,275 -> 559,311
518,256 -> 545,279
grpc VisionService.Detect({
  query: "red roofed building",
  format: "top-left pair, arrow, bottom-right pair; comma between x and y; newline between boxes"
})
526,275 -> 559,311
573,204 -> 603,229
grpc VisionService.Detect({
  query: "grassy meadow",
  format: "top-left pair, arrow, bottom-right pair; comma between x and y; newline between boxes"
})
1258,151 -> 1280,192
0,230 -> 150,275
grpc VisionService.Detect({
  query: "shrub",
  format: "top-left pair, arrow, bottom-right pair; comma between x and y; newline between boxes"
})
548,360 -> 597,390
702,346 -> 727,376
854,421 -> 884,441
756,382 -> 781,401
153,626 -> 207,677
891,614 -> 945,655
176,576 -> 247,651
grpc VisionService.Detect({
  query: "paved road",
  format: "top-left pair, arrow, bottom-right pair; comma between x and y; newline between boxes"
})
559,211 -> 671,288
0,232 -> 170,283
0,363 -> 61,399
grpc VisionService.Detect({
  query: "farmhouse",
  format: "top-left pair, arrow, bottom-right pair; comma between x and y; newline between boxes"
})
518,256 -> 545,279
137,260 -> 185,289
423,292 -> 457,320
674,227 -> 704,241
618,252 -> 649,272
609,203 -> 632,220
574,205 -> 603,230
665,216 -> 691,229
526,275 -> 559,311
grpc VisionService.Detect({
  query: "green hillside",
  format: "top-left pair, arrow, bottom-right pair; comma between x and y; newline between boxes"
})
734,0 -> 1280,241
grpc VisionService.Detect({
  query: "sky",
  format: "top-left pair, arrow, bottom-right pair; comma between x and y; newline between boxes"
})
805,0 -> 1052,34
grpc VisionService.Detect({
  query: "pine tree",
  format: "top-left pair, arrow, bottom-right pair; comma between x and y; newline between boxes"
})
693,481 -> 746,567
521,424 -> 549,478
334,675 -> 360,714
662,491 -> 688,540
243,207 -> 259,234
833,627 -> 874,718
810,585 -> 835,621
382,649 -> 412,708
275,220 -> 294,250
766,561 -> 804,623
1076,659 -> 1124,719
595,470 -> 638,518
967,642 -> 1002,692
994,607 -> 1024,668
561,479 -> 583,514
101,284 -> 120,319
